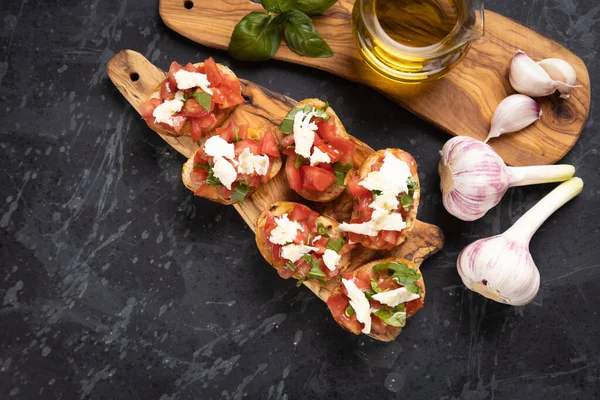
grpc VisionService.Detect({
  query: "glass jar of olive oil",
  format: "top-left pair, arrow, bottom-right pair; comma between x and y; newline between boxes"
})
352,0 -> 485,83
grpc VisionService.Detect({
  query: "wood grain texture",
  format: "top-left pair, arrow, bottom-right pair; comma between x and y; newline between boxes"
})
107,50 -> 444,341
159,0 -> 591,166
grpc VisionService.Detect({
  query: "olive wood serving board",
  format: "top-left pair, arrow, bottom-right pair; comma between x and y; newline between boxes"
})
159,0 -> 591,167
107,50 -> 444,341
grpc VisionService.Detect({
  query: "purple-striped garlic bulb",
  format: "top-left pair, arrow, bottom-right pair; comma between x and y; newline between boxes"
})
457,178 -> 583,305
439,136 -> 575,221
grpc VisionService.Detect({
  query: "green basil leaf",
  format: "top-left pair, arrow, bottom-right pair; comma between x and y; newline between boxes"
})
305,233 -> 313,245
192,162 -> 205,169
294,155 -> 309,169
400,194 -> 413,211
295,0 -> 337,16
205,166 -> 223,187
280,105 -> 309,133
325,238 -> 344,252
228,12 -> 282,61
345,305 -> 355,317
286,261 -> 296,271
374,308 -> 406,328
364,289 -> 375,299
303,254 -> 326,280
230,181 -> 250,203
296,278 -> 305,287
283,19 -> 333,58
406,176 -> 419,194
192,91 -> 212,112
372,190 -> 382,201
370,279 -> 383,294
373,262 -> 422,295
333,162 -> 352,186
261,0 -> 296,13
316,222 -> 331,238
281,8 -> 312,24
233,126 -> 240,143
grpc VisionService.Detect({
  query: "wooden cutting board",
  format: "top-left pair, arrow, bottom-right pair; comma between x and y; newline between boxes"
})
158,0 -> 591,167
107,50 -> 444,341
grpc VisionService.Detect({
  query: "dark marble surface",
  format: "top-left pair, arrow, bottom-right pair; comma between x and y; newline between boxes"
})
1,0 -> 599,399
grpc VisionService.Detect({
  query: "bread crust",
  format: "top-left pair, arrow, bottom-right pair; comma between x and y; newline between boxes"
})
145,62 -> 241,139
255,201 -> 351,280
328,257 -> 425,341
181,128 -> 282,205
286,98 -> 354,202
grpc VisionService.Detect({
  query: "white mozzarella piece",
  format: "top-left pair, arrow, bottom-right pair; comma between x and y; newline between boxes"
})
269,214 -> 304,245
359,151 -> 411,195
280,244 -> 317,263
323,249 -> 341,271
152,98 -> 184,126
372,287 -> 420,307
310,146 -> 331,166
342,278 -> 372,334
204,136 -> 235,160
173,69 -> 213,94
293,109 -> 318,158
237,148 -> 270,176
212,158 -> 237,190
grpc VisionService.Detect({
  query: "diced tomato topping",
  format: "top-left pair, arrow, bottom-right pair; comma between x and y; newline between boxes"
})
160,80 -> 177,100
194,184 -> 219,199
235,138 -> 261,156
237,124 -> 248,141
301,166 -> 336,192
189,165 -> 208,185
190,114 -> 217,142
285,158 -> 303,192
381,230 -> 398,246
140,98 -> 162,119
327,294 -> 363,334
290,204 -> 316,222
371,316 -> 389,334
215,120 -> 238,142
317,119 -> 336,141
219,73 -> 245,107
167,61 -> 184,87
281,134 -> 295,148
203,57 -> 222,87
346,176 -> 370,198
329,137 -> 355,164
181,98 -> 210,118
261,131 -> 280,158
170,115 -> 187,133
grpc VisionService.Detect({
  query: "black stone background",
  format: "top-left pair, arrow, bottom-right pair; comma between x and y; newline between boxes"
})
0,0 -> 599,399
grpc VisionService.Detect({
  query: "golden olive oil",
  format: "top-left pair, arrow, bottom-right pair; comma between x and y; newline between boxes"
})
376,0 -> 460,48
352,0 -> 479,83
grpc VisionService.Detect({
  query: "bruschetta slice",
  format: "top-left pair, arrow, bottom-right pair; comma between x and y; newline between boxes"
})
338,149 -> 420,250
182,121 -> 281,205
255,202 -> 353,283
327,258 -> 425,339
280,99 -> 355,202
139,58 -> 245,141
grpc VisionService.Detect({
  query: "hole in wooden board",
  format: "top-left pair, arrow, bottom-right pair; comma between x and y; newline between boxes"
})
184,0 -> 193,9
130,72 -> 139,82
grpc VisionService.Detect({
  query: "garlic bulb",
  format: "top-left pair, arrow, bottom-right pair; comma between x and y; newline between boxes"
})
509,51 -> 576,98
439,136 -> 575,221
457,178 -> 584,306
538,58 -> 579,99
486,94 -> 541,143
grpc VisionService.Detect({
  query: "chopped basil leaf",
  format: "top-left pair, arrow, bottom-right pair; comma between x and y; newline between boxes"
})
372,190 -> 382,201
305,233 -> 313,246
296,278 -> 305,287
192,91 -> 212,112
370,279 -> 383,294
364,289 -> 375,299
316,222 -> 331,238
286,261 -> 296,271
333,162 -> 352,186
325,238 -> 344,252
294,155 -> 309,169
233,126 -> 240,143
345,305 -> 355,317
205,166 -> 223,186
303,254 -> 326,280
193,162 -> 205,169
373,307 -> 407,328
323,100 -> 330,110
407,176 -> 419,194
230,181 -> 251,203
400,194 -> 413,211
280,104 -> 329,134
373,262 -> 422,295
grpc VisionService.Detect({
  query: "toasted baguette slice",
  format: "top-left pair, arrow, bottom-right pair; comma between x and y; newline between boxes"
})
346,148 -> 420,250
145,62 -> 241,138
285,98 -> 355,203
255,201 -> 352,280
327,258 -> 425,342
182,128 -> 282,205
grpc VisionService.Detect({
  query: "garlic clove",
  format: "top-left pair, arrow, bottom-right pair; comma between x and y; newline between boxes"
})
538,58 -> 580,99
457,234 -> 540,306
509,50 -> 575,97
485,94 -> 541,143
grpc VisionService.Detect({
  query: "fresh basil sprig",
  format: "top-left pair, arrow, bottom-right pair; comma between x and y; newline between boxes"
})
373,262 -> 422,295
228,0 -> 337,61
